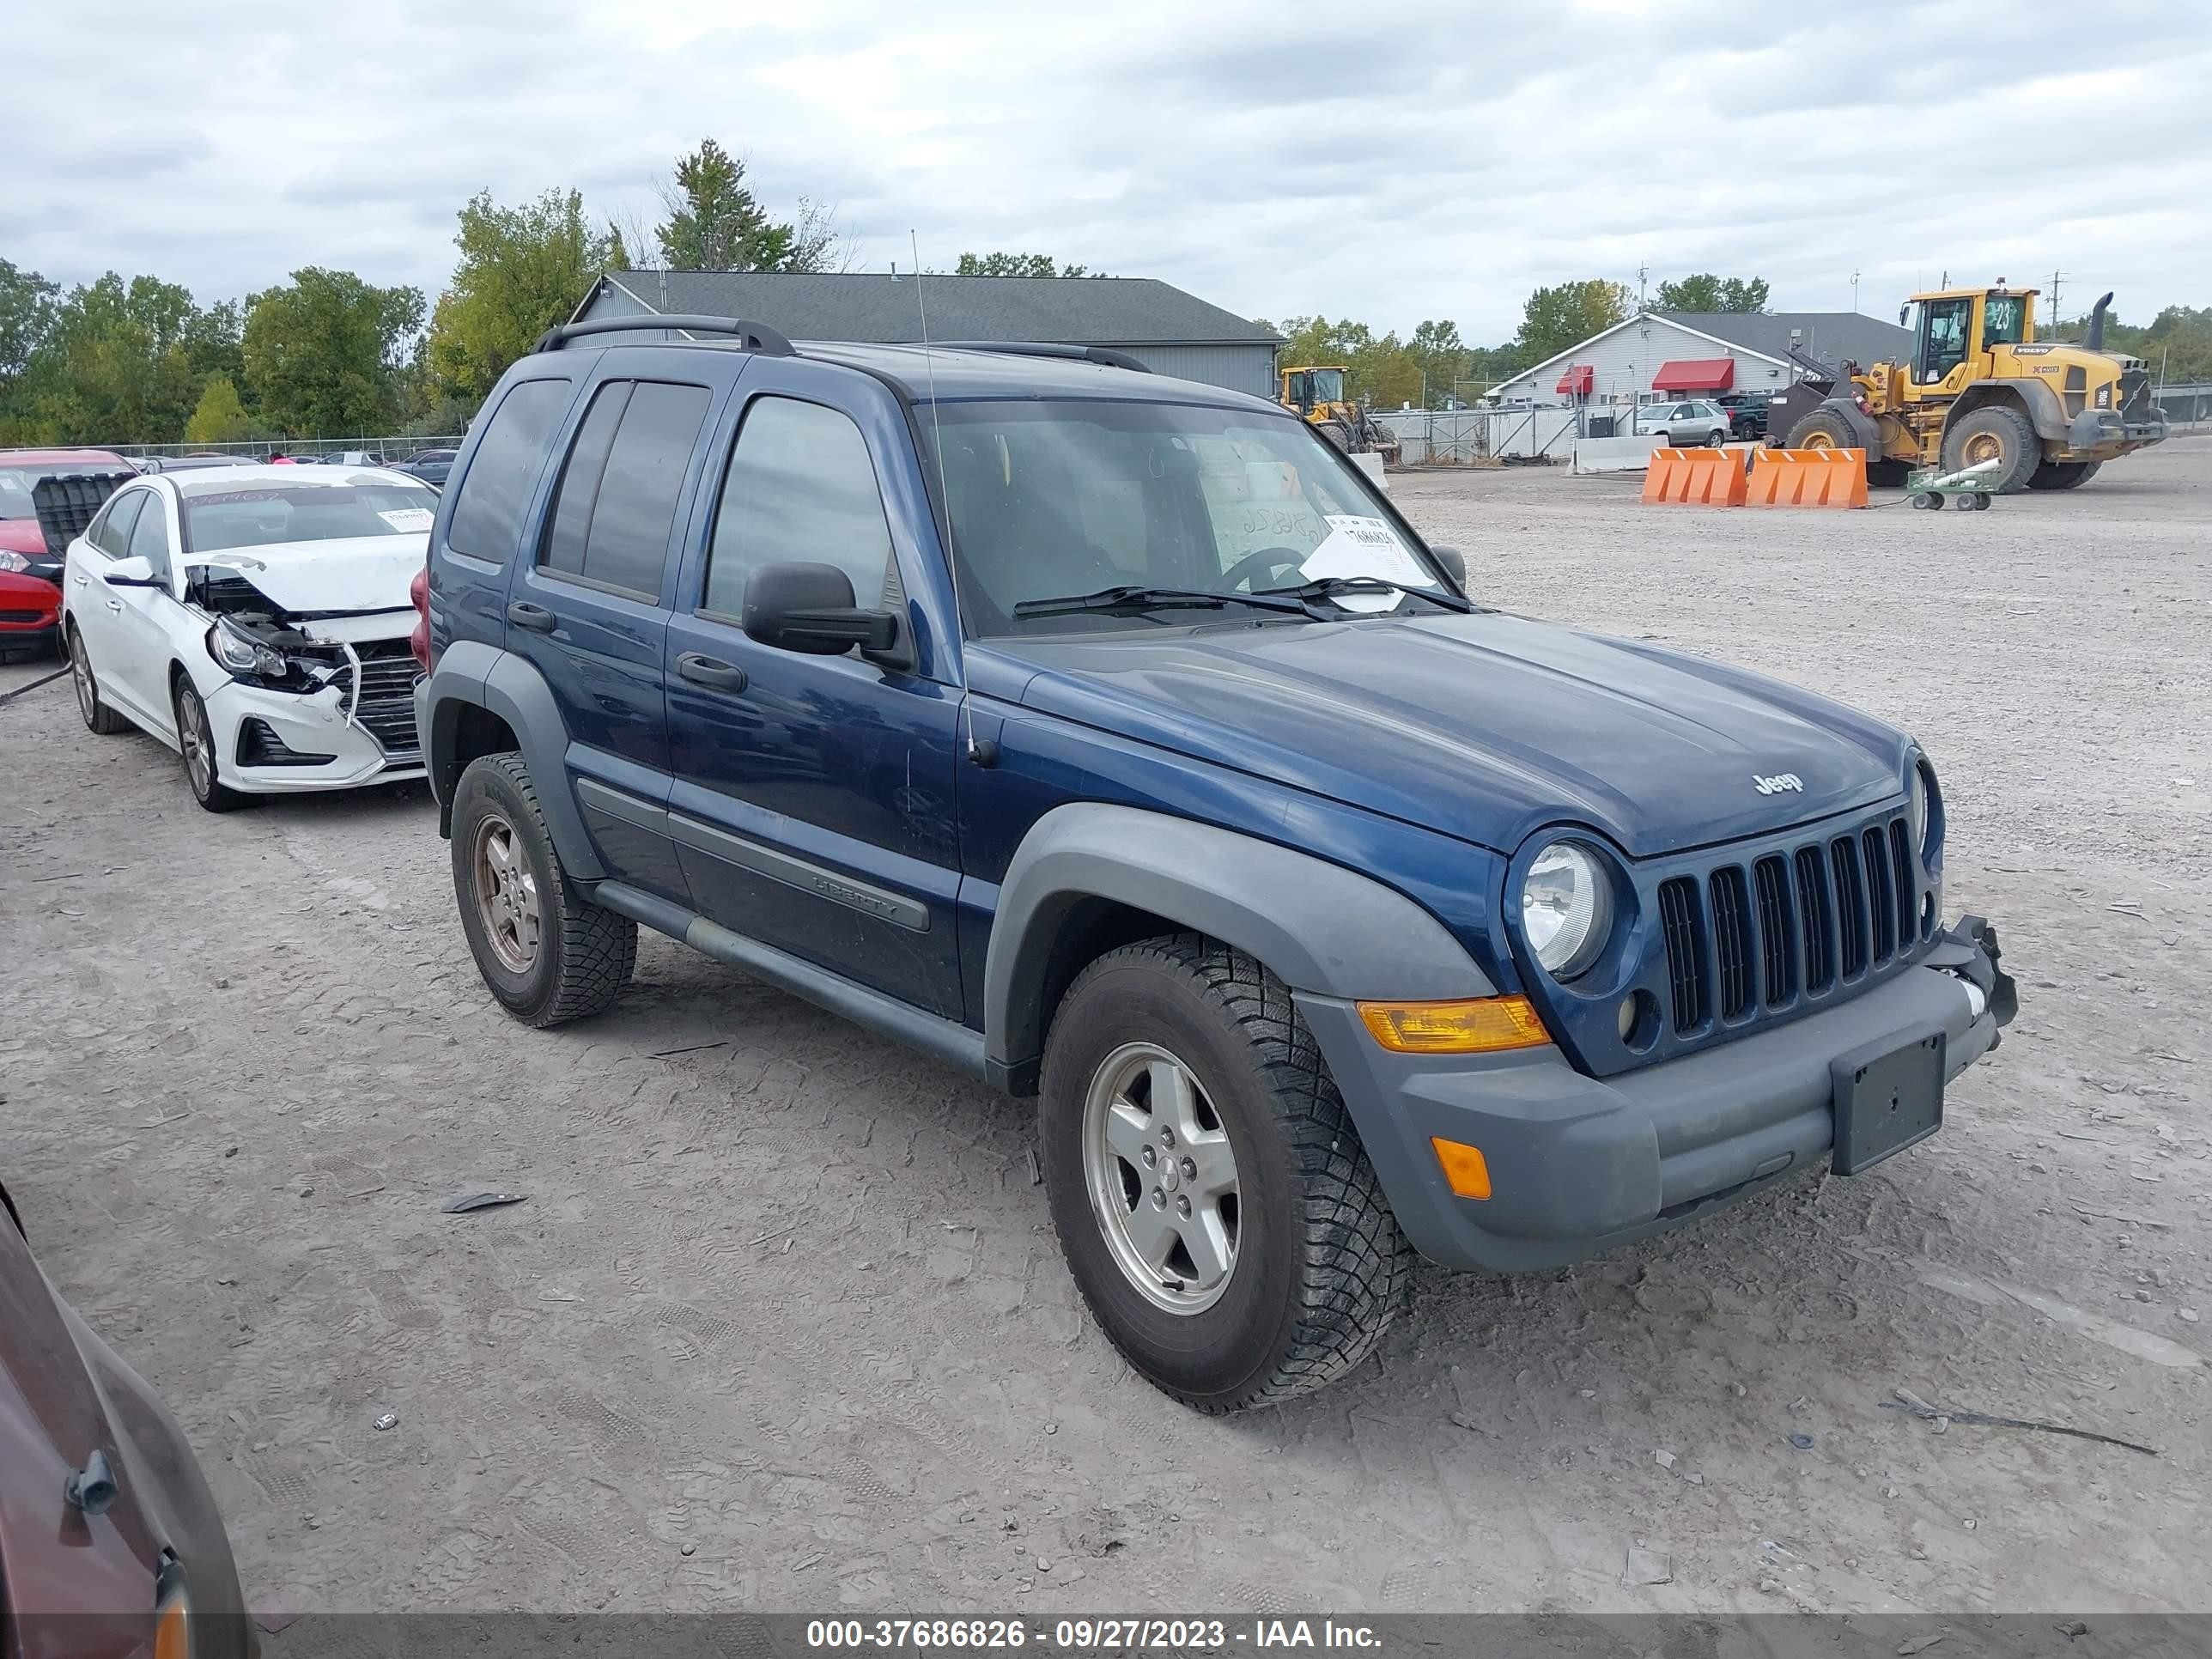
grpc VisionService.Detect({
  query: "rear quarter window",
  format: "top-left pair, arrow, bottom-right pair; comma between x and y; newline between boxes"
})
445,378 -> 574,563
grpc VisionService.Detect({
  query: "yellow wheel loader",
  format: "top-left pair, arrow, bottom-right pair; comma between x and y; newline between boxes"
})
1279,365 -> 1402,465
1780,286 -> 2167,493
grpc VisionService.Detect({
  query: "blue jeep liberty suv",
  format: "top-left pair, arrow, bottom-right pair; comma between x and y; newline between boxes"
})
414,313 -> 2015,1412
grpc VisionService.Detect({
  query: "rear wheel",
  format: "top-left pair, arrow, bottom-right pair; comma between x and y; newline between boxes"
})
1705,428 -> 1729,448
452,751 -> 635,1026
2027,459 -> 2100,490
70,625 -> 130,734
1941,405 -> 2039,494
1039,935 -> 1411,1412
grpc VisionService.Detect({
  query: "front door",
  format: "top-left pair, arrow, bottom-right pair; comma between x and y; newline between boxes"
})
501,361 -> 732,903
663,362 -> 965,1018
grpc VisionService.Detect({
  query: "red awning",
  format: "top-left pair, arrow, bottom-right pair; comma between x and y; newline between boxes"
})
1554,364 -> 1595,395
1651,357 -> 1735,392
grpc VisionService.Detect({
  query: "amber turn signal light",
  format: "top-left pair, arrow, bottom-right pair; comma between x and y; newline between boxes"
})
1430,1137 -> 1493,1200
1356,994 -> 1550,1054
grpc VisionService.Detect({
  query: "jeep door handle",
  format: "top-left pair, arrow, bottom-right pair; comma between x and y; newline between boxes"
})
676,653 -> 748,693
507,601 -> 556,633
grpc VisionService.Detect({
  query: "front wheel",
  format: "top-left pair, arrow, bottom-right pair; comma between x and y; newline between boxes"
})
1706,428 -> 1729,448
451,751 -> 635,1027
1039,936 -> 1411,1413
173,678 -> 246,812
2027,459 -> 2100,490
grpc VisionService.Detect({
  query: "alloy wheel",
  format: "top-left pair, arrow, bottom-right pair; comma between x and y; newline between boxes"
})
70,634 -> 96,726
472,813 -> 542,974
179,691 -> 214,798
1082,1041 -> 1241,1314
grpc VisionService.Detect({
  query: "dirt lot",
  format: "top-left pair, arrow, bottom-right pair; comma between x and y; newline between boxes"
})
2,442 -> 2207,1618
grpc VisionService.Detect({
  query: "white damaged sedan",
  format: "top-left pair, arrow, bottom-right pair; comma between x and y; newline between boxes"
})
62,464 -> 434,811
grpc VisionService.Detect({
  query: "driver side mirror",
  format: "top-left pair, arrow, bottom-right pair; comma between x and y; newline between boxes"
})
102,556 -> 164,589
742,562 -> 908,669
1428,545 -> 1468,588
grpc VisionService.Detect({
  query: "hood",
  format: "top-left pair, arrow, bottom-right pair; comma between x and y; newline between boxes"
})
981,611 -> 1911,859
0,518 -> 45,557
185,534 -> 423,615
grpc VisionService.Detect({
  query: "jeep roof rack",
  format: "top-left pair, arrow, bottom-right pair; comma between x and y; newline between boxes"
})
532,314 -> 797,356
927,342 -> 1151,374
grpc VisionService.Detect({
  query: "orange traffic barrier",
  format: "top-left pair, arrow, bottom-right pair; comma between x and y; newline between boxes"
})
1747,447 -> 1869,508
1641,447 -> 1747,506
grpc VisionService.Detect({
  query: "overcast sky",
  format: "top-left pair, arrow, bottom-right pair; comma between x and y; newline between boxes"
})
10,0 -> 2208,343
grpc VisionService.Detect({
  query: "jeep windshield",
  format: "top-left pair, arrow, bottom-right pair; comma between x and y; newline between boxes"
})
930,399 -> 1455,635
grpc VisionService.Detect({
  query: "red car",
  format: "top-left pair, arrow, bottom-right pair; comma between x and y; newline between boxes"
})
0,1179 -> 253,1658
0,448 -> 134,661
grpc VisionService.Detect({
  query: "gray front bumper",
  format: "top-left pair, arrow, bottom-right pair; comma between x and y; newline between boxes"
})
1300,918 -> 2014,1274
2067,408 -> 2169,449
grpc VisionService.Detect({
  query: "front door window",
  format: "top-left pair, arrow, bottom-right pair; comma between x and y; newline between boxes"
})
1918,299 -> 1972,382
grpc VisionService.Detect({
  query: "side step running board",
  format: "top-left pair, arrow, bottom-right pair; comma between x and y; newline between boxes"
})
587,880 -> 988,1082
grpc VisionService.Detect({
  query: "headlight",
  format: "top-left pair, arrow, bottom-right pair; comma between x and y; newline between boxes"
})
206,617 -> 288,681
0,550 -> 28,573
1908,766 -> 1929,854
1522,840 -> 1613,981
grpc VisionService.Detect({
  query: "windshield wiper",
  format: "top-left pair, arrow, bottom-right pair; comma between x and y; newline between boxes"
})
1254,575 -> 1475,614
1012,584 -> 1316,621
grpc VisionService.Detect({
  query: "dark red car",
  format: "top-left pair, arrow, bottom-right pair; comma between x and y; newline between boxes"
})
0,449 -> 133,661
0,1180 -> 253,1659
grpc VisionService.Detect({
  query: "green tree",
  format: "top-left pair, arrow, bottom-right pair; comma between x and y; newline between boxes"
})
428,188 -> 621,403
2045,302 -> 2212,381
954,252 -> 1103,277
4,273 -> 204,444
184,375 -> 256,443
1656,272 -> 1770,313
655,138 -> 792,270
244,268 -> 424,436
1,258 -> 58,392
1516,279 -> 1633,363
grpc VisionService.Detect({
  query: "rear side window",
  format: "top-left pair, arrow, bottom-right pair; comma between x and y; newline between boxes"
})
445,378 -> 572,563
537,380 -> 710,599
703,396 -> 894,617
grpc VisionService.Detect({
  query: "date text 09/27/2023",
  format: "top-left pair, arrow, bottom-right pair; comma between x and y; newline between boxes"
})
805,1618 -> 1383,1650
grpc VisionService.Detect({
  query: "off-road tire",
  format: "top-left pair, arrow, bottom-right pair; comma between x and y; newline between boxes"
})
1782,408 -> 1859,451
69,624 -> 131,734
452,751 -> 635,1027
173,677 -> 246,813
1039,934 -> 1412,1412
1941,405 -> 2039,494
2027,459 -> 2100,490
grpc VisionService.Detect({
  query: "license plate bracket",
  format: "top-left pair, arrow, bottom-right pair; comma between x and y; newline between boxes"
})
1831,1025 -> 1946,1175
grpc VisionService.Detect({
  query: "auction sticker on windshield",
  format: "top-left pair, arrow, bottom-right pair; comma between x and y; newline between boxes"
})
1300,515 -> 1436,611
379,507 -> 435,532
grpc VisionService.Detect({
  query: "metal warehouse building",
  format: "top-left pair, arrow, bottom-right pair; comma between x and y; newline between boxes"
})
571,270 -> 1284,398
1490,309 -> 1917,406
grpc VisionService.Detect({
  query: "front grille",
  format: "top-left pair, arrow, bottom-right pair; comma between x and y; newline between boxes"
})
1657,811 -> 1924,1038
0,609 -> 46,624
343,643 -> 422,758
1657,878 -> 1704,1030
2119,367 -> 2152,423
1709,866 -> 1754,1021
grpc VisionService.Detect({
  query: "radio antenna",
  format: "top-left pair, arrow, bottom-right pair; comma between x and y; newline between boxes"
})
911,229 -> 951,561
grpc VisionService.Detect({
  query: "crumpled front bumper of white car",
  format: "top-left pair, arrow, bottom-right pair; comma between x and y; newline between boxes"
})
203,675 -> 424,792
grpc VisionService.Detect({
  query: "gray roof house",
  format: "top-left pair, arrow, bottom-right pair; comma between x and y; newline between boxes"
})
572,270 -> 1285,398
1489,309 -> 1917,406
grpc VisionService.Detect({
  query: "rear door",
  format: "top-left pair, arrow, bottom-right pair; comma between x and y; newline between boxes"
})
501,356 -> 736,902
662,359 -> 966,1018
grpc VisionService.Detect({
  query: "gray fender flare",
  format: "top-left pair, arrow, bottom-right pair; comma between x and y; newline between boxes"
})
984,804 -> 1492,1083
422,641 -> 605,880
1954,377 -> 2067,441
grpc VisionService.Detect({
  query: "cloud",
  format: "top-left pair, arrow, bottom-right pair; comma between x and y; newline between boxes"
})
5,0 -> 2208,343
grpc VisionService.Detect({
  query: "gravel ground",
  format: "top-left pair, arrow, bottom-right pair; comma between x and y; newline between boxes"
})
1,441 -> 2206,1617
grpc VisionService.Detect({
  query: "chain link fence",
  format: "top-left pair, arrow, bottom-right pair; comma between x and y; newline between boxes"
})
1373,406 -> 1622,465
106,435 -> 466,463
